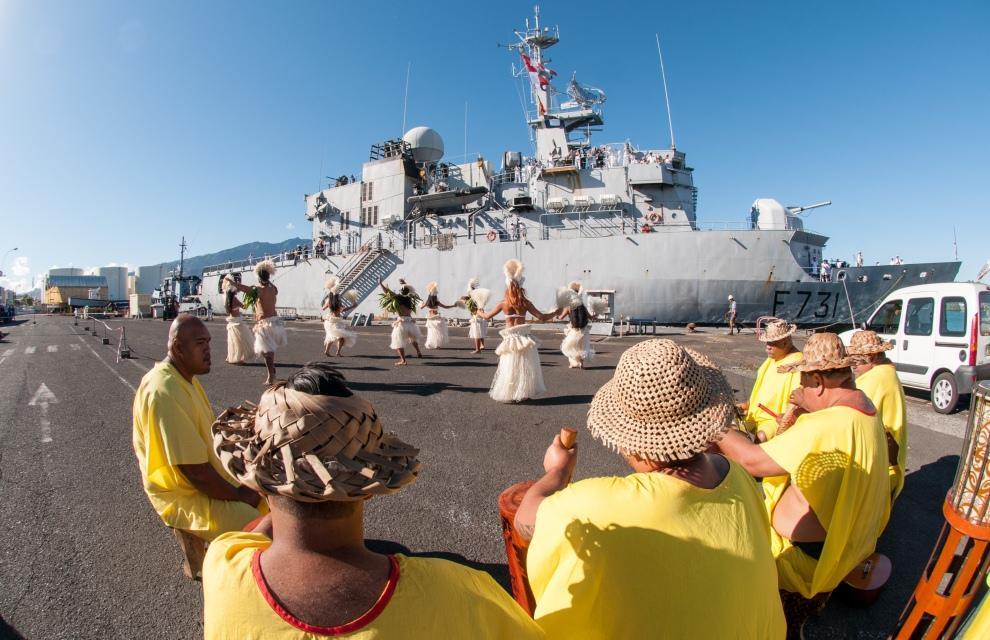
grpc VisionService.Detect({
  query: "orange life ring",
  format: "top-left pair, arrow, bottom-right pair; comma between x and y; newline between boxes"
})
647,212 -> 660,223
486,230 -> 497,242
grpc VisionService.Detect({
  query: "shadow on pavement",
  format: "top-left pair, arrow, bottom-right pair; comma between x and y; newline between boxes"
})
527,394 -> 595,407
348,380 -> 490,396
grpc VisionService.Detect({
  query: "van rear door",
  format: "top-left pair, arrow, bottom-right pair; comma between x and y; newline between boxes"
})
979,291 -> 990,364
898,295 -> 937,388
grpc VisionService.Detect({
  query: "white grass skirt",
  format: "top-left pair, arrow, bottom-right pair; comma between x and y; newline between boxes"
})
253,317 -> 288,355
468,316 -> 488,340
226,317 -> 255,363
561,326 -> 594,367
424,316 -> 450,349
390,317 -> 422,350
490,324 -> 546,403
323,316 -> 358,349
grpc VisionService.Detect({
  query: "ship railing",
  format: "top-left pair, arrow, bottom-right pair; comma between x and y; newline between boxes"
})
538,209 -> 628,240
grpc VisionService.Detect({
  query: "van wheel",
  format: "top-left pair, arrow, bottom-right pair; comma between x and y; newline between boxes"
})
931,373 -> 959,414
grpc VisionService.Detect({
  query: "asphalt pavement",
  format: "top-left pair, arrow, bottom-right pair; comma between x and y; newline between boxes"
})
0,315 -> 970,639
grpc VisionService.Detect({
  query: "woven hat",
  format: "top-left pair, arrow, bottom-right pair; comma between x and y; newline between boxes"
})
213,384 -> 421,502
777,332 -> 863,373
587,339 -> 734,462
254,259 -> 276,281
846,330 -> 894,355
756,316 -> 797,343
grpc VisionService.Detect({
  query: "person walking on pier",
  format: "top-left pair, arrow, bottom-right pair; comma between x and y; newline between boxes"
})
725,294 -> 740,335
132,314 -> 267,544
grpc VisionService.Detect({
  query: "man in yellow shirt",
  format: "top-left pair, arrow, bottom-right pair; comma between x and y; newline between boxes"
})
204,363 -> 543,639
514,339 -> 785,640
132,314 -> 265,542
848,329 -> 908,502
736,317 -> 803,442
717,333 -> 890,635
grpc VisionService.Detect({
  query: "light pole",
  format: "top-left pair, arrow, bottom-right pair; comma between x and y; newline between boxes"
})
0,247 -> 18,278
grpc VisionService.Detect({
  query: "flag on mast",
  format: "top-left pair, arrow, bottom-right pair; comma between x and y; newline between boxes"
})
520,52 -> 556,115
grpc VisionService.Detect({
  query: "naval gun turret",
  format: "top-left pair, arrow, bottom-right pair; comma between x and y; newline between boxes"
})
751,198 -> 832,231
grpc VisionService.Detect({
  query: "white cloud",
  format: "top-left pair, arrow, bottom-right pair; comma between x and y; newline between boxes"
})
286,222 -> 295,231
11,256 -> 30,277
0,256 -> 32,293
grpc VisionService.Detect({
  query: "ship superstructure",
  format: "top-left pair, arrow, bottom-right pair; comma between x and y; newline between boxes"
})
201,7 -> 958,327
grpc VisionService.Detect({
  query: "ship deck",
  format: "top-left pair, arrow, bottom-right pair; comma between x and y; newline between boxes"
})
0,315 -> 968,638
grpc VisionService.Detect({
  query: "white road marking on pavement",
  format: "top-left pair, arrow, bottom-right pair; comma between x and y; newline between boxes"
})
0,357 -> 5,366
47,345 -> 58,353
2,348 -> 13,357
28,382 -> 58,444
126,358 -> 151,373
70,343 -> 81,351
75,334 -> 136,392
24,346 -> 36,354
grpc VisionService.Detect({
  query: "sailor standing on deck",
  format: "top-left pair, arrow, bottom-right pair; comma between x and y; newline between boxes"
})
479,259 -> 556,402
227,260 -> 287,385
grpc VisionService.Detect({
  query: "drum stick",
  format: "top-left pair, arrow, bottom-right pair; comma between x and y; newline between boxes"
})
757,403 -> 780,419
560,427 -> 577,449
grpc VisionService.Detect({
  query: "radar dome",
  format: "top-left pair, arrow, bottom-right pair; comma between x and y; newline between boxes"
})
403,126 -> 444,163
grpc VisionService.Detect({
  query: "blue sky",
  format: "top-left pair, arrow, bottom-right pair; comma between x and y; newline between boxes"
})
1,0 -> 988,292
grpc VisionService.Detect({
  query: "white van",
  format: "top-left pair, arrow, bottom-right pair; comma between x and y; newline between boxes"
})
840,282 -> 990,413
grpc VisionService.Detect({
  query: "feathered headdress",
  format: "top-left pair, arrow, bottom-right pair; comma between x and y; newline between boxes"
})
587,296 -> 609,316
466,277 -> 479,292
222,274 -> 237,292
469,287 -> 491,309
503,259 -> 524,287
254,259 -> 276,281
568,280 -> 583,294
556,286 -> 582,311
342,289 -> 359,305
325,276 -> 340,292
426,281 -> 439,295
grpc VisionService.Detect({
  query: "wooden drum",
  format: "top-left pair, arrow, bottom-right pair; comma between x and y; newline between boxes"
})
498,481 -> 537,616
949,381 -> 990,526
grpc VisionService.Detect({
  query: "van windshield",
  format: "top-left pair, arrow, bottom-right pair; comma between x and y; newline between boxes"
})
980,292 -> 990,337
869,299 -> 902,335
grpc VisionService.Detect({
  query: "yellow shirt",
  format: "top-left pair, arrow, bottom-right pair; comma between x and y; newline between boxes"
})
526,461 -> 786,640
202,532 -> 544,639
760,405 -> 890,598
132,361 -> 238,532
855,363 -> 908,500
742,351 -> 803,441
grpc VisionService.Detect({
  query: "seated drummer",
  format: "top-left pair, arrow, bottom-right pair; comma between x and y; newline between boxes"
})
132,314 -> 267,542
848,330 -> 908,504
514,339 -> 786,639
204,363 -> 542,639
736,317 -> 803,442
716,333 -> 890,633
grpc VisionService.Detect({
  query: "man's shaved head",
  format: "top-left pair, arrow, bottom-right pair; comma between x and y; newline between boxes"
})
167,314 -> 212,378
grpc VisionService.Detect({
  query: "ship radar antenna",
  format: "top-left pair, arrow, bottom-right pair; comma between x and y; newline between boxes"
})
655,33 -> 676,150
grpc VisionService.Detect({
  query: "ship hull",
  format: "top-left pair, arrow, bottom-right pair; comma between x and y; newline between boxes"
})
203,229 -> 959,328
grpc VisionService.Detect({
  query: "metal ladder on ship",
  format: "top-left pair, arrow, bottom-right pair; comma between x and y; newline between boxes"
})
335,246 -> 385,291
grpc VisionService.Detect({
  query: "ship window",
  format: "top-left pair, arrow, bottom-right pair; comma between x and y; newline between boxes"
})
868,300 -> 902,335
905,297 -> 935,336
939,297 -> 967,337
373,205 -> 379,226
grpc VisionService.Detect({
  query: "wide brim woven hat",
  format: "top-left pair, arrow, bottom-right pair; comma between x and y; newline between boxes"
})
757,316 -> 797,343
587,339 -> 735,462
778,332 -> 863,373
213,384 -> 421,502
846,330 -> 894,355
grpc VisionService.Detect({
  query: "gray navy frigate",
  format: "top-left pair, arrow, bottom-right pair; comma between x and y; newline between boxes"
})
201,7 -> 959,327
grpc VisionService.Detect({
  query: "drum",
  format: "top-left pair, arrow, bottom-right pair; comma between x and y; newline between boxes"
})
949,381 -> 990,526
498,481 -> 537,615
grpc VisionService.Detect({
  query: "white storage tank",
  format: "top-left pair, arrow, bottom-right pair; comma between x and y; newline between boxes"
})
48,267 -> 84,277
99,266 -> 128,300
127,274 -> 138,296
137,265 -> 164,294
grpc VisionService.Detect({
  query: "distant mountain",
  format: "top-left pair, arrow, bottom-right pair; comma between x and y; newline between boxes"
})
136,238 -> 308,293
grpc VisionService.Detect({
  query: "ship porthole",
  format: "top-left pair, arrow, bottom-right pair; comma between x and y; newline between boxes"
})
836,270 -> 847,281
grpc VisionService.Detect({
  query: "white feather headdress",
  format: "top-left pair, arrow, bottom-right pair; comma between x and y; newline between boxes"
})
426,281 -> 439,295
466,277 -> 479,292
556,286 -> 582,311
568,280 -> 583,294
342,289 -> 359,305
469,287 -> 491,309
254,259 -> 276,280
325,276 -> 340,292
222,274 -> 237,292
503,259 -> 524,287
